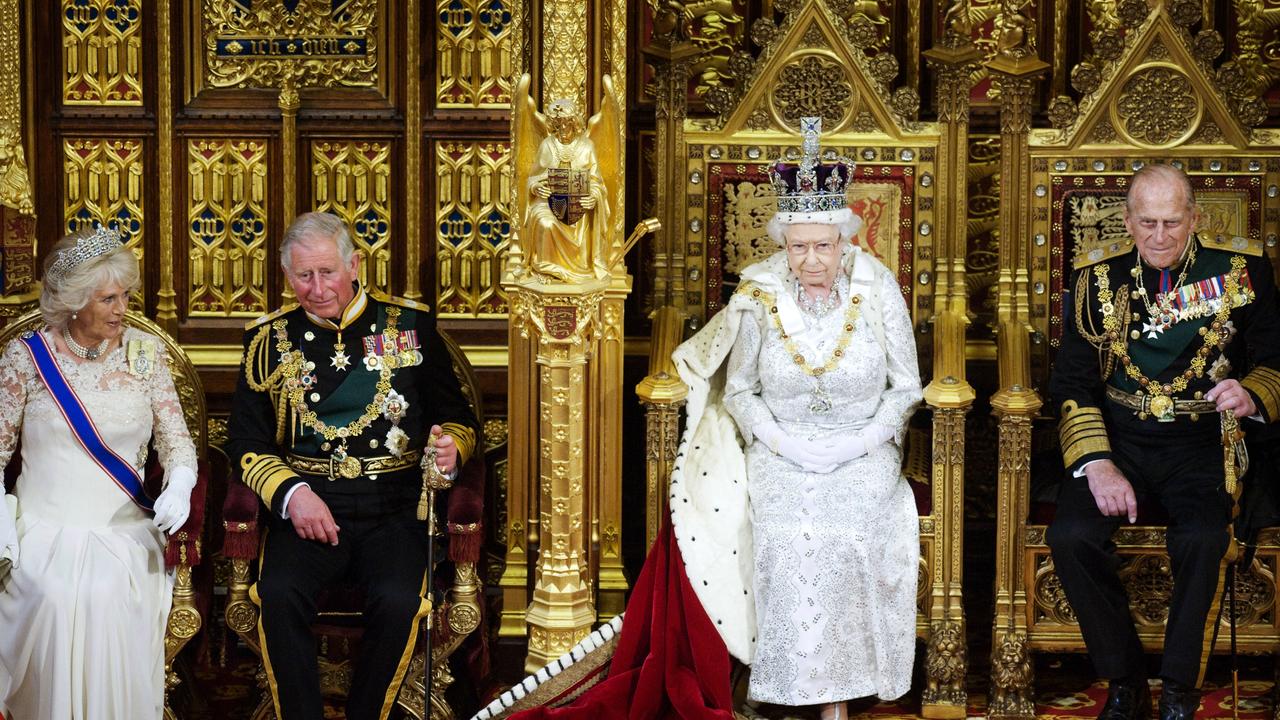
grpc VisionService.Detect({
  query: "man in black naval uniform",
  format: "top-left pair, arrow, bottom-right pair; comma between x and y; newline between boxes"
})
1048,164 -> 1280,720
228,212 -> 479,720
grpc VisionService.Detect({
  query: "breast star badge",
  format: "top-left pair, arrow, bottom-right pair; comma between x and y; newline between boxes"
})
330,348 -> 351,370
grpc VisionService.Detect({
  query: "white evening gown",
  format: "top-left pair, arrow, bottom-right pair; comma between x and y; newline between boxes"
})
723,267 -> 922,705
0,327 -> 197,720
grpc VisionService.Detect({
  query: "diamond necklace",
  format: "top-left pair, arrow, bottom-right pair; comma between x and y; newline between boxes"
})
794,276 -> 844,318
62,327 -> 110,360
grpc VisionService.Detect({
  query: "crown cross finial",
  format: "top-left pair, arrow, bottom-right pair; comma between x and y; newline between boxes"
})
47,225 -> 124,283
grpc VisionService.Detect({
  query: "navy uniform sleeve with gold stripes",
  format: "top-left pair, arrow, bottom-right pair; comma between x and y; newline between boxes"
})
409,310 -> 479,465
1237,252 -> 1280,422
228,322 -> 304,516
1049,266 -> 1113,473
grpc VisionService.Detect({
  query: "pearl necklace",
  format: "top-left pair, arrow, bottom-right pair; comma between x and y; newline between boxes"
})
62,327 -> 109,360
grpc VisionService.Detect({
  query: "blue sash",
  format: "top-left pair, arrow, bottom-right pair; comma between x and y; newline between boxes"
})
19,331 -> 153,511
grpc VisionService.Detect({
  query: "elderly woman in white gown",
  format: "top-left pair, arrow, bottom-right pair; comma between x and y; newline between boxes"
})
469,119 -> 921,720
709,120 -> 922,720
0,227 -> 197,719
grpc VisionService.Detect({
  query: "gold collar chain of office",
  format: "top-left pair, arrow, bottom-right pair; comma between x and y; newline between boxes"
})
272,306 -> 402,444
767,293 -> 864,378
1094,256 -> 1242,419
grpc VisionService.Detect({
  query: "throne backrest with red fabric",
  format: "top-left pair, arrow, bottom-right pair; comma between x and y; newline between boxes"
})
987,8 -> 1280,711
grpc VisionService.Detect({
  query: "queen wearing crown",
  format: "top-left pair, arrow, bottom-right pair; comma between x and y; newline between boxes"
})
0,226 -> 198,719
702,117 -> 922,717
481,119 -> 921,720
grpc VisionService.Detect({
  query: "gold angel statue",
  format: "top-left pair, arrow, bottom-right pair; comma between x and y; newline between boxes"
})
512,73 -> 622,283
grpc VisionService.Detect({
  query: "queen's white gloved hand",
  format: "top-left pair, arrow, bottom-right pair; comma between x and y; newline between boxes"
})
753,421 -> 838,473
152,466 -> 197,535
819,423 -> 896,465
1,493 -> 19,573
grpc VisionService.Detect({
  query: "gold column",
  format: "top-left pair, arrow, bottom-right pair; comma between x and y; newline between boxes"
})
590,0 -> 632,622
540,0 -> 586,111
921,32 -> 981,720
592,282 -> 630,622
404,0 -> 422,300
497,307 -> 535,639
635,304 -> 687,548
642,18 -> 698,318
498,0 -> 533,641
279,71 -> 299,303
985,29 -> 1048,720
515,278 -> 607,672
155,0 -> 177,331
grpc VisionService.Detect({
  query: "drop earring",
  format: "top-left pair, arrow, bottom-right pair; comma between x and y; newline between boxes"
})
71,312 -> 78,320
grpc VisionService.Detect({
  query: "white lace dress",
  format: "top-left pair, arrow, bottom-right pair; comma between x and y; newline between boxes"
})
0,327 -> 197,720
723,268 -> 922,705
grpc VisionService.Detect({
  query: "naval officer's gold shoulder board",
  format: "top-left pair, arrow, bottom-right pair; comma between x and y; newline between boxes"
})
245,302 -> 300,331
370,291 -> 431,314
1198,233 -> 1264,257
1072,238 -> 1134,270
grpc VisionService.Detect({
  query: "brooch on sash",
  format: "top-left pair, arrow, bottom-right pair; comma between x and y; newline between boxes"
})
127,339 -> 156,378
362,329 -> 422,371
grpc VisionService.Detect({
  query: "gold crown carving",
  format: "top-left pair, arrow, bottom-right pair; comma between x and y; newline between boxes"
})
47,226 -> 124,283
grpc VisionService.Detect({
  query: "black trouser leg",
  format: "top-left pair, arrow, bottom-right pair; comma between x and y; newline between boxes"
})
1047,475 -> 1144,680
256,522 -> 351,720
1159,460 -> 1231,688
344,512 -> 431,720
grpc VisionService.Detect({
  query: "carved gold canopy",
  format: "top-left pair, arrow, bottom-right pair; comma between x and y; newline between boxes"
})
677,0 -> 941,327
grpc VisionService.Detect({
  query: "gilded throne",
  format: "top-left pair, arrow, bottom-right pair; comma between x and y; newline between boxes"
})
634,1 -> 979,715
986,6 -> 1280,718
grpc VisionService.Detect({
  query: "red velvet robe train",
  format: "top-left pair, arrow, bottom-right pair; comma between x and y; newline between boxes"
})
509,522 -> 737,720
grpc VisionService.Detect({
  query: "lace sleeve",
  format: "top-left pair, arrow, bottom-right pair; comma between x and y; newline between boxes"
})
871,269 -> 924,443
149,344 -> 198,478
0,340 -> 29,474
722,306 -> 775,441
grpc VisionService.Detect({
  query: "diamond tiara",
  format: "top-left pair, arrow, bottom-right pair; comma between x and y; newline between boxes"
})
47,225 -> 124,283
768,116 -> 856,215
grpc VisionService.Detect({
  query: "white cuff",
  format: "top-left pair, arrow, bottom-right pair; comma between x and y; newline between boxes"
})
279,482 -> 310,520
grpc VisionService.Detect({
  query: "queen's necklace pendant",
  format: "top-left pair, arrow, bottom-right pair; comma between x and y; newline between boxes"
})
808,378 -> 833,414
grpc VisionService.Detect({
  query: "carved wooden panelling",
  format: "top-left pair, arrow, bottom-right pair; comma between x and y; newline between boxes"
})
434,140 -> 511,317
435,0 -> 513,107
61,0 -> 143,105
186,139 -> 269,317
199,0 -> 384,91
62,138 -> 145,298
310,140 -> 393,295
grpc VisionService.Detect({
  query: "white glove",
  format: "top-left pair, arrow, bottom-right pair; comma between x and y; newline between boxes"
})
821,423 -> 897,465
753,422 -> 838,473
1,493 -> 18,573
153,467 -> 197,535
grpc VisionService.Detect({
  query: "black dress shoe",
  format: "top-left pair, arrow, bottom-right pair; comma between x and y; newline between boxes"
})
1158,681 -> 1201,720
1098,678 -> 1152,720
